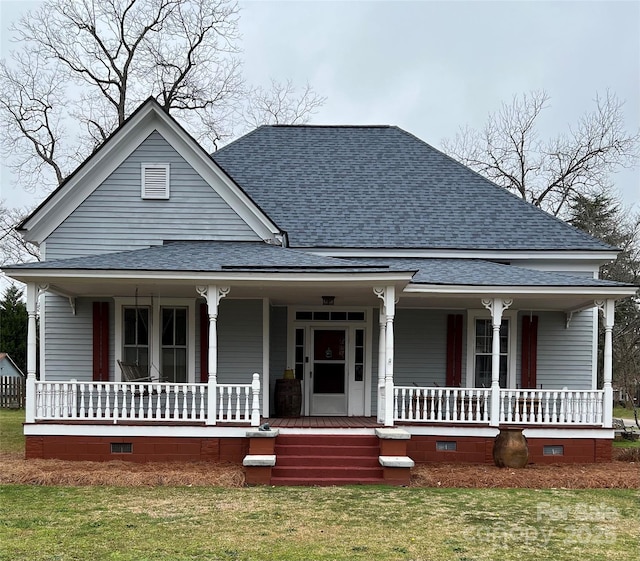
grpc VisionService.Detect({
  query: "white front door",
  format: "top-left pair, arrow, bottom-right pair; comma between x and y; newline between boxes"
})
310,328 -> 348,415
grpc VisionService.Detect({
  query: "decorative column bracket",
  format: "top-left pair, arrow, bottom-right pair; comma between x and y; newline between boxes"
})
196,285 -> 230,307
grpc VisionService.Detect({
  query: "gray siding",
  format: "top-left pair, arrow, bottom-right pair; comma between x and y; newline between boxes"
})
531,310 -> 594,389
43,296 -> 114,382
269,306 -> 288,413
217,299 -> 263,384
394,309 -> 454,387
371,308 -> 468,410
46,131 -> 259,259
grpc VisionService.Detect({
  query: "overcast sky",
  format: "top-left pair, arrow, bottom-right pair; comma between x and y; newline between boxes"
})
1,0 -> 639,212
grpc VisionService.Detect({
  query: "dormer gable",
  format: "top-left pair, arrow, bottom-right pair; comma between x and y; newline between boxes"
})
19,99 -> 283,247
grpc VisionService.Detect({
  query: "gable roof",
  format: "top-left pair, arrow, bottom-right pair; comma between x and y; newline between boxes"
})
0,353 -> 25,377
212,125 -> 614,252
18,99 -> 282,245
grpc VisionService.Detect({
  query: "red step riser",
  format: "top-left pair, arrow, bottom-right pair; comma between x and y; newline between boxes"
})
275,445 -> 380,457
276,455 -> 380,468
272,465 -> 383,477
269,434 -> 386,485
270,477 -> 386,486
275,436 -> 379,447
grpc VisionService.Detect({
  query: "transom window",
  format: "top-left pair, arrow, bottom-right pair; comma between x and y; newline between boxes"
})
295,311 -> 365,321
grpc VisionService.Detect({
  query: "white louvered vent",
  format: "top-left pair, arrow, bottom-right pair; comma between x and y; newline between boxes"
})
141,164 -> 170,199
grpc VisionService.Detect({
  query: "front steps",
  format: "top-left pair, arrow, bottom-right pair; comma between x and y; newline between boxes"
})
272,435 -> 383,486
244,429 -> 413,486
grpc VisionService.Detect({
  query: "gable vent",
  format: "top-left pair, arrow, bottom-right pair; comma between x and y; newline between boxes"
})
141,164 -> 170,199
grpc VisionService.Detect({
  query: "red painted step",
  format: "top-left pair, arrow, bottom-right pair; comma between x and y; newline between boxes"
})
271,434 -> 384,486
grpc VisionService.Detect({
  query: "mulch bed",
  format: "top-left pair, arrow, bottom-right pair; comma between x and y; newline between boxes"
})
1,452 -> 637,488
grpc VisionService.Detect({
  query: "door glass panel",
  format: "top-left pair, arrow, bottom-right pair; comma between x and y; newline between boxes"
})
314,330 -> 345,361
295,328 -> 305,380
313,363 -> 345,393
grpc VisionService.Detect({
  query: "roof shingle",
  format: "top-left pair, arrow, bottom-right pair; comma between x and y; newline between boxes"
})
212,125 -> 613,252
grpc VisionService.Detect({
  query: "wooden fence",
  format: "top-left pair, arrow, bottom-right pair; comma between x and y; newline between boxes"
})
1,376 -> 26,408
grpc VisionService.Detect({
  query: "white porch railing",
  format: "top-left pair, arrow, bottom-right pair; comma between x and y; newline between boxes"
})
499,389 -> 605,425
394,387 -> 491,423
394,386 -> 607,427
32,374 -> 261,426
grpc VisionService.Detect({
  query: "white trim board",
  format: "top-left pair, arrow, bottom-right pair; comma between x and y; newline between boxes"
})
24,423 -> 250,438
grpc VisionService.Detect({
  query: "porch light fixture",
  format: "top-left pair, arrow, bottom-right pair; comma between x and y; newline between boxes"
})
322,295 -> 335,306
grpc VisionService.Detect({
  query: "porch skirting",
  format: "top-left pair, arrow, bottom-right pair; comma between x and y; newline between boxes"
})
24,423 -> 613,465
26,435 -> 249,463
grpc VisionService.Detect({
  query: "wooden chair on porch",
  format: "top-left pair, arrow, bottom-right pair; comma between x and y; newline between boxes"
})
117,360 -> 153,383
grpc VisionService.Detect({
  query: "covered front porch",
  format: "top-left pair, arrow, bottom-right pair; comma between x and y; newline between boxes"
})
6,243 -> 635,436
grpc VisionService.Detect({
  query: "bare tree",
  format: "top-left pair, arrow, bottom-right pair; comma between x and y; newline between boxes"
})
0,203 -> 40,266
568,191 -> 640,420
241,79 -> 327,129
0,0 -> 325,193
442,90 -> 640,217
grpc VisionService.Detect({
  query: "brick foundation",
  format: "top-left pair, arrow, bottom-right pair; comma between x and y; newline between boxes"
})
408,435 -> 613,465
25,435 -> 248,463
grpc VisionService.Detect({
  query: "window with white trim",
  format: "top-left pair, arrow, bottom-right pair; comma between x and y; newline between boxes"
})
115,298 -> 196,383
466,310 -> 517,388
141,163 -> 170,199
161,307 -> 188,383
474,318 -> 509,388
123,307 -> 150,374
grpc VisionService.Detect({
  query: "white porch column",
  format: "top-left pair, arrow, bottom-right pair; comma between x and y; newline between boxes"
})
374,286 -> 396,426
377,300 -> 386,423
196,285 -> 229,426
25,283 -> 38,423
482,298 -> 512,427
596,299 -> 615,428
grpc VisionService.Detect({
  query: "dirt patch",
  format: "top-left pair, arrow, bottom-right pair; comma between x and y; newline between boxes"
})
410,461 -> 639,489
0,452 -> 637,488
0,452 -> 245,487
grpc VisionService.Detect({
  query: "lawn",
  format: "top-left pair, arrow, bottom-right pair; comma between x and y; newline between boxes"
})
0,408 -> 25,454
0,485 -> 638,561
613,405 -> 638,421
1,409 -> 638,561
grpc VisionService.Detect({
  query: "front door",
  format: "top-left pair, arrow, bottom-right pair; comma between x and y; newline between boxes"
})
310,328 -> 348,415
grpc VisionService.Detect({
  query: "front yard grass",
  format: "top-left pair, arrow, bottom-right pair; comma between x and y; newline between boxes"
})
0,485 -> 638,561
0,408 -> 25,454
613,405 -> 638,421
2,408 -> 638,560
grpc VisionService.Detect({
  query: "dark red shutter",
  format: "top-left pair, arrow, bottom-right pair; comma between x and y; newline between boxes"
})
92,302 -> 109,382
200,303 -> 209,383
521,315 -> 538,389
445,314 -> 463,387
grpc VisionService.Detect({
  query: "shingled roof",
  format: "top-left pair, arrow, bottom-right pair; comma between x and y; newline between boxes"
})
212,125 -> 613,252
5,242 -> 626,289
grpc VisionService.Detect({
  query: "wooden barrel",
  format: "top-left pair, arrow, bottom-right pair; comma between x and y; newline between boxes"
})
493,428 -> 529,468
274,379 -> 302,417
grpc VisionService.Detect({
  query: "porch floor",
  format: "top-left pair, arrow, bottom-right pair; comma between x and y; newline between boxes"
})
264,416 -> 382,428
